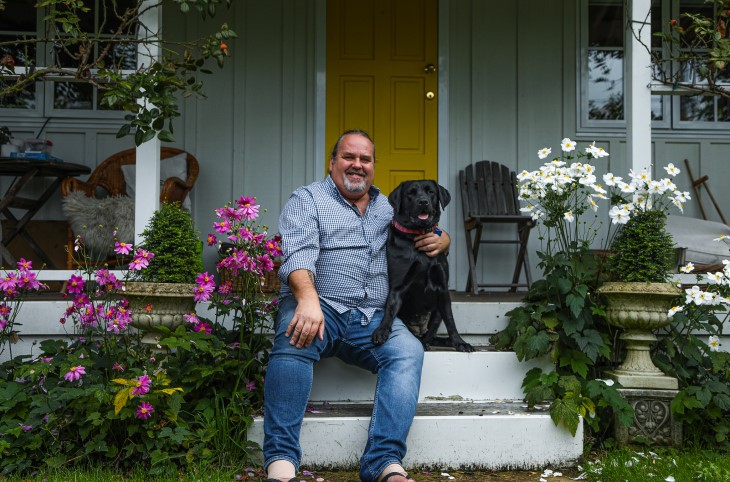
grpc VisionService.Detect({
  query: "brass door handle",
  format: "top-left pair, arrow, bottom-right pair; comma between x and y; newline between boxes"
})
426,91 -> 435,100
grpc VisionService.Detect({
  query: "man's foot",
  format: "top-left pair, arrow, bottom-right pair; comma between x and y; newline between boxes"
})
379,472 -> 412,482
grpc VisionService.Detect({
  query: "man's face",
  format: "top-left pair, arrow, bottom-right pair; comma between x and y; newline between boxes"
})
329,133 -> 375,200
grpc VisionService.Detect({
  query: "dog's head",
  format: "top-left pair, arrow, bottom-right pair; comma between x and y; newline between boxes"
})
388,180 -> 451,230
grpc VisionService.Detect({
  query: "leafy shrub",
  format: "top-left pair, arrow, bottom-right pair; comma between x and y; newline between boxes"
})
0,196 -> 280,475
130,202 -> 204,284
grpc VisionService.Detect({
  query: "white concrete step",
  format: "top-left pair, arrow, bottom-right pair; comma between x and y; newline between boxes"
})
247,401 -> 584,470
310,349 -> 552,402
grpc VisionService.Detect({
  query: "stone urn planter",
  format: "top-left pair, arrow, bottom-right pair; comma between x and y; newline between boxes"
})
125,281 -> 196,345
598,281 -> 681,390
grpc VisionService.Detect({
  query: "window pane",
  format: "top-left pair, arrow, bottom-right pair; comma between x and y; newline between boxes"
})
718,96 -> 730,121
0,35 -> 37,67
0,0 -> 36,31
651,95 -> 663,120
680,95 -> 713,121
589,4 -> 624,47
588,49 -> 625,120
100,42 -> 138,70
53,82 -> 93,109
651,2 -> 662,49
101,0 -> 140,35
0,80 -> 36,109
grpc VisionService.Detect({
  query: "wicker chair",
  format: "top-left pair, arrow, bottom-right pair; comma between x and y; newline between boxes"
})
60,147 -> 199,269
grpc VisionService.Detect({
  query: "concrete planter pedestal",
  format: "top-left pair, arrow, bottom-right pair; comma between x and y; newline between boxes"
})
124,281 -> 196,345
599,281 -> 683,446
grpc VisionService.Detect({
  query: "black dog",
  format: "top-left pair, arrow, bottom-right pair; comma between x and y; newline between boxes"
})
371,180 -> 474,352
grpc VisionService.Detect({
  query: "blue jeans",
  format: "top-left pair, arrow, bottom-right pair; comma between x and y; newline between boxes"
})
263,296 -> 424,482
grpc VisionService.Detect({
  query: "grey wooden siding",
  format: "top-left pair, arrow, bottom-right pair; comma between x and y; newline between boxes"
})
1,0 -> 728,289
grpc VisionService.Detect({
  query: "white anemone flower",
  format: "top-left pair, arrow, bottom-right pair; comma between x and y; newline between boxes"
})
668,306 -> 683,317
561,138 -> 577,152
664,163 -> 680,176
685,285 -> 704,305
708,335 -> 721,351
713,234 -> 729,242
564,211 -> 575,222
706,272 -> 724,285
516,170 -> 532,181
579,174 -> 597,186
592,183 -> 607,195
617,181 -> 635,194
680,262 -> 695,273
603,173 -> 622,186
586,142 -> 609,158
588,197 -> 599,211
609,205 -> 631,224
670,197 -> 685,213
538,147 -> 552,159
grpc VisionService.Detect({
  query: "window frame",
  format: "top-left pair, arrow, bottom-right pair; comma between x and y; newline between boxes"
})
0,0 -> 136,120
578,0 -> 730,133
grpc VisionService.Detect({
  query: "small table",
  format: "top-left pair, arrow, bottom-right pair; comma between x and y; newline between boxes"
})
0,157 -> 91,269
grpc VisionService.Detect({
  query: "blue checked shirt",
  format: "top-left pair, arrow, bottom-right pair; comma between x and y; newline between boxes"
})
277,176 -> 393,322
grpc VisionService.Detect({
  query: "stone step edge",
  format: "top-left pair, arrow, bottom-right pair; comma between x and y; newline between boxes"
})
257,400 -> 548,419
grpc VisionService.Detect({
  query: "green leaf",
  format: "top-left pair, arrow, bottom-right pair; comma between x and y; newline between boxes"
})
556,277 -> 572,294
549,398 -> 580,436
157,130 -> 175,142
566,293 -> 585,318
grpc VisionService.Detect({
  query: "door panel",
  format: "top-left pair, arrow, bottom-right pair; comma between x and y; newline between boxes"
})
327,0 -> 438,195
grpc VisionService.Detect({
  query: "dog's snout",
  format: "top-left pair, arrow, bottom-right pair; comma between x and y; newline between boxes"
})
417,197 -> 430,206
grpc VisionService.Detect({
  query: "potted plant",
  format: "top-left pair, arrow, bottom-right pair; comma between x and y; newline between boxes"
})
598,165 -> 688,390
125,202 -> 204,344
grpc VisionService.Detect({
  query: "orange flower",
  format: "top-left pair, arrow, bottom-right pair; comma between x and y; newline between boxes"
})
220,42 -> 228,55
144,304 -> 154,313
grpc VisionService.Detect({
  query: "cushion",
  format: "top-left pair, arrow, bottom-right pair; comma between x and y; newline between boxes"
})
665,215 -> 730,265
120,152 -> 191,210
62,191 -> 135,258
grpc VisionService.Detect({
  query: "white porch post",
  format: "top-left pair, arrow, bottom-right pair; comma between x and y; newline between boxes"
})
134,0 -> 162,245
626,0 -> 653,172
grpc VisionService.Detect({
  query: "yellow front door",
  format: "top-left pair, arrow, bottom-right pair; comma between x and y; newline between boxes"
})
326,0 -> 438,196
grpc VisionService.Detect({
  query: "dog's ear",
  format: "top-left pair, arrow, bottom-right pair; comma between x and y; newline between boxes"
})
437,184 -> 451,209
388,183 -> 403,210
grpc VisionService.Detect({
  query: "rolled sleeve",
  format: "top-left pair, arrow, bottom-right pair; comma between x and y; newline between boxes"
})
278,189 -> 320,285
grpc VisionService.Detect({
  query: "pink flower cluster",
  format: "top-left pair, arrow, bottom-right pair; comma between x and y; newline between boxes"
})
207,197 -> 282,284
132,374 -> 152,396
1,259 -> 46,331
129,248 -> 154,270
64,365 -> 86,382
62,270 -> 131,332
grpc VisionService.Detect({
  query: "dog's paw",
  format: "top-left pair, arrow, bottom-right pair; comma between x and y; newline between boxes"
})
453,338 -> 475,353
371,329 -> 390,346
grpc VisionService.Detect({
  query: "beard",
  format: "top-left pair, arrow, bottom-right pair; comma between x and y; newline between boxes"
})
342,170 -> 367,193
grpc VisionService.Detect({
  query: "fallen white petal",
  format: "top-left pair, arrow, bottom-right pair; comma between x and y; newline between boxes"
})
665,477 -> 675,482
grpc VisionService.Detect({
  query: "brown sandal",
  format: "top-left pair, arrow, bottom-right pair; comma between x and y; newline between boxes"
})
380,472 -> 413,482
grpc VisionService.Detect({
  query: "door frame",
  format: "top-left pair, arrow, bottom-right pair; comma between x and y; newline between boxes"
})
314,0 -> 452,234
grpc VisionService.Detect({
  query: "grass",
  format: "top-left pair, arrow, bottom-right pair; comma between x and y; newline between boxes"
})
1,449 -> 729,482
578,447 -> 730,481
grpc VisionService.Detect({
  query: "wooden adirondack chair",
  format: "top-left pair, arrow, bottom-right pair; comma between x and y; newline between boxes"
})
459,160 -> 535,294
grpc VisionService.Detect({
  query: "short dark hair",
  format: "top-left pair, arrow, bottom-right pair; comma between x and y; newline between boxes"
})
330,130 -> 375,161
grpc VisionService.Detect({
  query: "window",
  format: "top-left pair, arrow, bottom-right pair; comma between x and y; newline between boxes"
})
581,0 -> 730,130
0,0 -> 138,116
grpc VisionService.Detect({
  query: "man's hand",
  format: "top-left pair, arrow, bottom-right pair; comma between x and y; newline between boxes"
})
414,229 -> 451,257
286,269 -> 325,348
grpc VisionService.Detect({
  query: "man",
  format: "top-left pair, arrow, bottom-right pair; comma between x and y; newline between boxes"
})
263,130 -> 450,482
